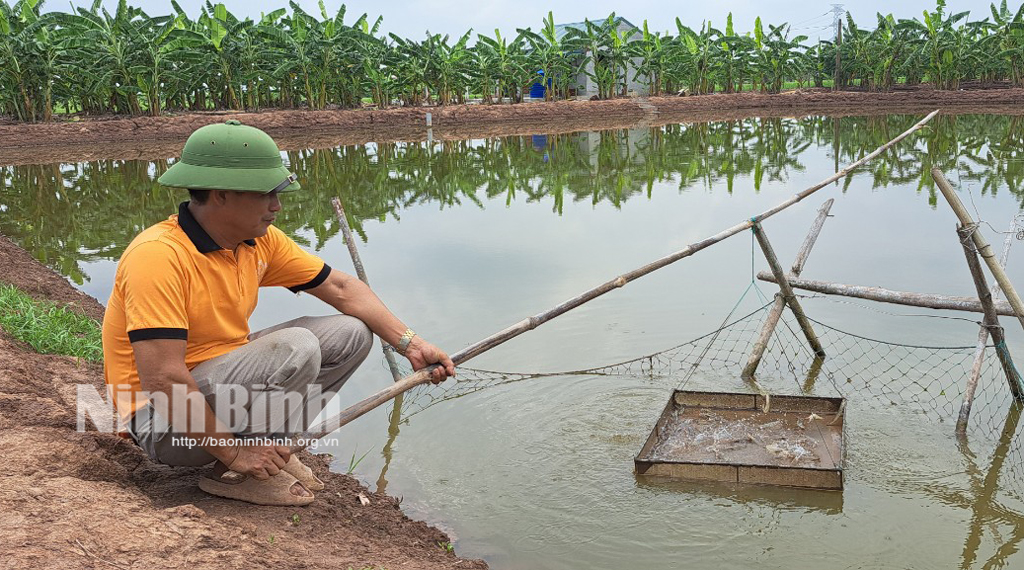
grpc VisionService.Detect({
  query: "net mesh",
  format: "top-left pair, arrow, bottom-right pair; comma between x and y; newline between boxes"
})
374,289 -> 1024,567
388,298 -> 1023,502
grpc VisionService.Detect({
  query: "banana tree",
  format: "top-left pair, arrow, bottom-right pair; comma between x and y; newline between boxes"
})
840,13 -> 873,88
753,19 -> 806,93
310,0 -> 359,109
389,33 -> 429,105
518,11 -> 574,101
908,0 -> 974,89
195,2 -> 242,108
987,0 -> 1024,85
629,20 -> 665,96
675,19 -> 721,95
872,15 -> 915,91
60,0 -> 146,114
260,4 -> 322,109
474,29 -> 528,103
0,0 -> 72,118
562,17 -> 614,99
423,30 -> 472,105
715,13 -> 753,93
0,0 -> 58,121
0,0 -> 31,120
805,40 -> 831,88
603,15 -> 635,97
352,14 -> 389,107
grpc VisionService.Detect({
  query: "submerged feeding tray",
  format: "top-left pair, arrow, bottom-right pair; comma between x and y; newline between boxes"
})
635,390 -> 845,490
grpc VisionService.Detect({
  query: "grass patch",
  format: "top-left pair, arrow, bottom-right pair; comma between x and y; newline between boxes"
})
0,283 -> 102,361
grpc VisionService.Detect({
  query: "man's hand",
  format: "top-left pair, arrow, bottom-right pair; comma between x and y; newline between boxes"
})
306,270 -> 456,384
405,337 -> 456,384
226,443 -> 292,480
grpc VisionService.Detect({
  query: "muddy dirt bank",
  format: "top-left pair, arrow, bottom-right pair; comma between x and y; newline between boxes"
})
2,88 -> 1023,166
0,233 -> 487,570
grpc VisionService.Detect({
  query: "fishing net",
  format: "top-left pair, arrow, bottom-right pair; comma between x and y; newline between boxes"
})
386,296 -> 1023,505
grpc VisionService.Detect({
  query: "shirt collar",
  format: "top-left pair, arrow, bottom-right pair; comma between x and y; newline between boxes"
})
177,201 -> 256,254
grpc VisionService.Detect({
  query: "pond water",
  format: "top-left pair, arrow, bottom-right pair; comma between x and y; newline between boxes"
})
3,114 -> 1023,569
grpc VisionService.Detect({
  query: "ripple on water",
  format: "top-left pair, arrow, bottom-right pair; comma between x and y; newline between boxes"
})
401,371 -> 1016,569
848,409 -> 967,496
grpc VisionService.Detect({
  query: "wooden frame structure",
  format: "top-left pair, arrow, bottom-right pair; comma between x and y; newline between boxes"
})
745,169 -> 1024,434
292,110 -> 942,450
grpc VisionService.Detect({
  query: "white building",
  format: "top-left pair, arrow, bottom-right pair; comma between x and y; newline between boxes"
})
551,17 -> 649,98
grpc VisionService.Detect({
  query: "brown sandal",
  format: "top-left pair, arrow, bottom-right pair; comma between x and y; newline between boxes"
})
282,455 -> 325,491
199,469 -> 314,506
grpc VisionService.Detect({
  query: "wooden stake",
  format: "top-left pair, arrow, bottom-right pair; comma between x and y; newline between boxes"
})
933,168 -> 1024,333
331,197 -> 404,384
957,225 -> 1024,426
751,222 -> 825,358
834,22 -> 842,91
331,198 -> 369,284
743,199 -> 833,379
756,273 -> 1020,316
791,200 -> 834,276
292,110 -> 940,450
330,197 -> 407,490
960,218 -> 1018,433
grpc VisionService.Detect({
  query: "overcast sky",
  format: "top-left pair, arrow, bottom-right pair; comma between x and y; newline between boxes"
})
89,0 -> 994,40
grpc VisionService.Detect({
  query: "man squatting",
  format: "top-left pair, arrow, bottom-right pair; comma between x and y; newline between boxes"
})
102,121 -> 455,506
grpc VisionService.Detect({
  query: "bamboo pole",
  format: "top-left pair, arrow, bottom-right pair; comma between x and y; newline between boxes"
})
751,222 -> 826,357
330,197 -> 407,490
959,218 -> 1019,432
933,168 -> 1024,333
743,199 -> 833,379
292,110 -> 940,450
791,200 -> 834,276
756,273 -> 1021,316
957,226 -> 1024,425
330,197 -> 404,384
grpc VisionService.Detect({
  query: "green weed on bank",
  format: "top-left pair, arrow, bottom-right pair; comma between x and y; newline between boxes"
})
0,283 -> 102,361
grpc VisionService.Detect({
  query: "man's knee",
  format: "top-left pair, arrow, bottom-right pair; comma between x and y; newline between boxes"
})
322,315 -> 373,366
272,326 -> 322,381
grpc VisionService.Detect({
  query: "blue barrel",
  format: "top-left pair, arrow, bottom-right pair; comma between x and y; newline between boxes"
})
530,82 -> 546,99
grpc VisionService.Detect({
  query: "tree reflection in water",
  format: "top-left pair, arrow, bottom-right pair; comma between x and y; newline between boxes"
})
1,114 -> 1022,285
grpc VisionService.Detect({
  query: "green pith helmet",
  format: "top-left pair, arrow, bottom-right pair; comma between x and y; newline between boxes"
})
157,120 -> 300,193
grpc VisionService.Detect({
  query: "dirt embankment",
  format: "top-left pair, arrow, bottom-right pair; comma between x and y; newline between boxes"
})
0,233 -> 487,570
2,88 -> 1023,166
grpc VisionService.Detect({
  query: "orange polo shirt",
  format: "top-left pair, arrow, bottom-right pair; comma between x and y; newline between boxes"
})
102,202 -> 330,424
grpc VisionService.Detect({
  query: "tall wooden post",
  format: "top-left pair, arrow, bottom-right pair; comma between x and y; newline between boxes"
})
934,169 -> 1024,334
331,197 -> 404,384
957,225 -> 1024,428
331,197 -> 407,492
960,217 -> 1019,434
743,200 -> 833,379
751,222 -> 827,359
834,24 -> 842,91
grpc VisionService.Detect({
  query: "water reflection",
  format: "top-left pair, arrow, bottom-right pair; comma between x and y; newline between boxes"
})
2,115 -> 1023,286
949,403 -> 1024,570
374,393 -> 404,496
633,476 -> 845,514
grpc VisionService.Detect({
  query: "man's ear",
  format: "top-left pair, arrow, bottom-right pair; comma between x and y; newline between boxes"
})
211,190 -> 230,205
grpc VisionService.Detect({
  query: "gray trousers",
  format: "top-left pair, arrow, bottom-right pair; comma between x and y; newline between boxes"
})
128,315 -> 372,466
